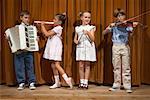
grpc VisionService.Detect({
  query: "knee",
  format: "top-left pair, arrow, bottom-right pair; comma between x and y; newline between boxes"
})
54,62 -> 60,67
79,65 -> 84,70
51,63 -> 55,69
51,65 -> 55,70
85,66 -> 90,70
79,62 -> 84,68
85,62 -> 90,67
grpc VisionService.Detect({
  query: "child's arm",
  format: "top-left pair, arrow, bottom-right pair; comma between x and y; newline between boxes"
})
4,33 -> 8,40
102,23 -> 115,35
127,22 -> 139,36
83,27 -> 96,42
74,33 -> 79,44
41,23 -> 55,37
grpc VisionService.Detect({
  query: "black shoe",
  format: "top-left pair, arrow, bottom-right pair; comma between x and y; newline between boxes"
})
78,83 -> 84,89
83,84 -> 88,89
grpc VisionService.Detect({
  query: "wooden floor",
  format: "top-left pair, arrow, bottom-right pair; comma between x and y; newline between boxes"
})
0,85 -> 150,100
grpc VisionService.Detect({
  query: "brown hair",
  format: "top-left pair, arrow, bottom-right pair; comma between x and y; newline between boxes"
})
113,8 -> 126,17
20,10 -> 30,17
55,13 -> 66,25
79,11 -> 91,17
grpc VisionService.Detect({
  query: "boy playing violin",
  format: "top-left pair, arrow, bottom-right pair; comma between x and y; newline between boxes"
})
103,8 -> 138,93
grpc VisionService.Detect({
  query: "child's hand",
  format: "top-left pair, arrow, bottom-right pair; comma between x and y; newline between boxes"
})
106,26 -> 111,30
110,23 -> 116,27
133,22 -> 139,27
36,36 -> 40,41
40,21 -> 45,26
83,30 -> 89,35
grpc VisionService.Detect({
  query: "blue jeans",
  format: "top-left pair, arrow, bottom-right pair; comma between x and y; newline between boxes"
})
14,51 -> 36,84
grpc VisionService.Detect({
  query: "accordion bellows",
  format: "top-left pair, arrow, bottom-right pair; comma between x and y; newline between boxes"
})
5,25 -> 39,53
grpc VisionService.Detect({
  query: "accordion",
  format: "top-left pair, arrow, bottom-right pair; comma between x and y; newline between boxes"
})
5,25 -> 39,53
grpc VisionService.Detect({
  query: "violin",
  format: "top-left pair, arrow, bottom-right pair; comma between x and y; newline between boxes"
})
115,21 -> 133,28
112,9 -> 150,28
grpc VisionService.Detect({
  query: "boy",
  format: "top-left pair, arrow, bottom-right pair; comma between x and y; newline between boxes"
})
103,8 -> 138,93
13,10 -> 36,90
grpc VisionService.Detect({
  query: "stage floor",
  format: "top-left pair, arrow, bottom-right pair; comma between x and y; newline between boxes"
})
0,85 -> 150,100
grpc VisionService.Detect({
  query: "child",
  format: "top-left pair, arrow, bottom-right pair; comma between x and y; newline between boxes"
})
103,8 -> 138,93
40,13 -> 73,89
74,11 -> 96,89
12,10 -> 36,90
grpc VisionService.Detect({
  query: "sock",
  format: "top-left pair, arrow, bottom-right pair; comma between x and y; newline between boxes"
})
80,79 -> 84,84
54,75 -> 60,84
84,79 -> 88,85
62,73 -> 68,82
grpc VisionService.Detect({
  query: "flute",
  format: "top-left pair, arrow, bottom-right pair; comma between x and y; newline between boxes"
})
34,21 -> 54,25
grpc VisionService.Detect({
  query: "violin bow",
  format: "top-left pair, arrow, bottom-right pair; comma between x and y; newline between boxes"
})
114,10 -> 150,28
125,10 -> 150,22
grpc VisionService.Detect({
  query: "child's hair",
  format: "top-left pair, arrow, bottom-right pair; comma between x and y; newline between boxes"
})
55,13 -> 66,25
74,11 -> 91,26
79,11 -> 91,17
20,10 -> 30,17
113,8 -> 126,17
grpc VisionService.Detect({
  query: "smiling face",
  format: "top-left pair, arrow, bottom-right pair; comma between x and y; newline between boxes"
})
20,14 -> 30,25
80,12 -> 91,25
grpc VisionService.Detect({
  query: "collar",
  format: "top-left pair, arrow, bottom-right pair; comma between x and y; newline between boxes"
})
21,22 -> 29,26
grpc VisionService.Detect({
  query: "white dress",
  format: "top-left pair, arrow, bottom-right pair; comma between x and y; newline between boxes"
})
75,25 -> 96,62
43,26 -> 63,61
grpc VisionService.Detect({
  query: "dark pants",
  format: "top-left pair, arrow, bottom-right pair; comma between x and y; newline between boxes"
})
14,51 -> 36,84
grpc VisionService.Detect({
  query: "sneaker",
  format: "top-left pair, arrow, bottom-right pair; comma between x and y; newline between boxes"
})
66,77 -> 73,89
109,87 -> 120,91
17,83 -> 25,90
29,82 -> 36,90
126,89 -> 132,93
49,83 -> 61,89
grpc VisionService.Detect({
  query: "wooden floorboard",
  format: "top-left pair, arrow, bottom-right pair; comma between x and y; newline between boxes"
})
0,85 -> 150,100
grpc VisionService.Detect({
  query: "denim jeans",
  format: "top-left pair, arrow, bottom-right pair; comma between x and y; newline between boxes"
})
14,51 -> 36,84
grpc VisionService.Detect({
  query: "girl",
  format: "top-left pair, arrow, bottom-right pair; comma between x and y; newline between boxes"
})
74,11 -> 96,89
41,13 -> 73,89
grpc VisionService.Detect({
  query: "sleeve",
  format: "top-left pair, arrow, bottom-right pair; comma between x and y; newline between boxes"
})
52,26 -> 62,34
126,26 -> 133,32
75,26 -> 79,33
109,28 -> 113,32
90,25 -> 96,31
